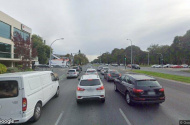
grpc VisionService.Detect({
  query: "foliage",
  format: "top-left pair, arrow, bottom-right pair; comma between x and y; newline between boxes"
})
132,70 -> 190,84
32,34 -> 51,64
92,29 -> 190,65
6,67 -> 19,73
73,53 -> 89,65
13,32 -> 37,70
0,63 -> 7,74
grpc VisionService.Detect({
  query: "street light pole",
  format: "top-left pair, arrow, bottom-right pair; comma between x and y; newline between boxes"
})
49,38 -> 64,68
157,53 -> 163,67
127,39 -> 133,70
148,52 -> 149,65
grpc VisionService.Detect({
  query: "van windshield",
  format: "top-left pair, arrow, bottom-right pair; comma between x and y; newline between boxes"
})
0,81 -> 18,98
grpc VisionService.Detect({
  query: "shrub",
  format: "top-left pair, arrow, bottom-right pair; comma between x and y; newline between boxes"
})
6,67 -> 19,73
0,63 -> 7,74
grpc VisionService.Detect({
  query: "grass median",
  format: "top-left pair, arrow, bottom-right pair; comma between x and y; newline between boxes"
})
132,70 -> 190,84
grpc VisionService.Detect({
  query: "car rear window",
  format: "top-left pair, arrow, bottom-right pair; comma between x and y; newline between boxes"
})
136,80 -> 161,87
0,81 -> 18,98
69,70 -> 75,72
80,79 -> 101,86
110,71 -> 119,74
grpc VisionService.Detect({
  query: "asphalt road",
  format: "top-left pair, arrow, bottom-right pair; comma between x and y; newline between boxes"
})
22,65 -> 190,125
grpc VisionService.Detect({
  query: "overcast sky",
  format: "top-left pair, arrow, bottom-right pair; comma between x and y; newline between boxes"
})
1,0 -> 190,61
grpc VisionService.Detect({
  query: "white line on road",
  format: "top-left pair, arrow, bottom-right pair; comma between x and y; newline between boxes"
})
55,111 -> 64,125
119,108 -> 132,125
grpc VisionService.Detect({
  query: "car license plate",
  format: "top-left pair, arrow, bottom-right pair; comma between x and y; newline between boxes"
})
148,91 -> 155,95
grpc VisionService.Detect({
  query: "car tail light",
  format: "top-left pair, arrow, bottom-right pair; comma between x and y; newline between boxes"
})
133,88 -> 144,93
159,88 -> 164,92
22,98 -> 27,111
159,97 -> 165,100
108,74 -> 111,77
100,95 -> 104,97
77,87 -> 85,91
96,86 -> 104,90
77,96 -> 82,99
119,74 -> 121,77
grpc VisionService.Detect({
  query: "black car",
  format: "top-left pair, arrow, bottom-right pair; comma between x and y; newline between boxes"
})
104,70 -> 121,82
114,74 -> 165,105
131,64 -> 140,69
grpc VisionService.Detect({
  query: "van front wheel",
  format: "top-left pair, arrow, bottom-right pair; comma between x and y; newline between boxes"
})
32,103 -> 42,122
54,87 -> 59,98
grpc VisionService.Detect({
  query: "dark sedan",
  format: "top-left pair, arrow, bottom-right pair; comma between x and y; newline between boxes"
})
104,70 -> 121,82
114,74 -> 165,105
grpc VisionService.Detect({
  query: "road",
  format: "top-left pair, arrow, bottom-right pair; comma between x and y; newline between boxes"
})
22,65 -> 190,125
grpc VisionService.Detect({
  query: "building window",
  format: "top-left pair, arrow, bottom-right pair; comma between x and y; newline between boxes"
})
0,42 -> 11,58
14,28 -> 30,41
0,21 -> 11,39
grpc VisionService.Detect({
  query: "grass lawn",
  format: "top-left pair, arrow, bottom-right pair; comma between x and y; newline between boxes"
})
132,70 -> 190,84
181,70 -> 190,73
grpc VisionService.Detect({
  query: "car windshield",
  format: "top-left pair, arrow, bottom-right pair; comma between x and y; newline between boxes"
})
69,70 -> 75,72
136,80 -> 161,87
80,79 -> 101,86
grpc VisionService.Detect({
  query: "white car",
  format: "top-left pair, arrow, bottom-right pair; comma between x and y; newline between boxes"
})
0,71 -> 59,124
181,64 -> 188,68
151,65 -> 162,68
85,68 -> 98,75
67,69 -> 79,78
100,67 -> 109,75
76,75 -> 105,103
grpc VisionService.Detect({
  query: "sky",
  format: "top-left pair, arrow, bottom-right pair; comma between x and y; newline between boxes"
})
1,0 -> 190,61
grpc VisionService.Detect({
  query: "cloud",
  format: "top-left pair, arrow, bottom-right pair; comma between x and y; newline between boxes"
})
1,0 -> 190,61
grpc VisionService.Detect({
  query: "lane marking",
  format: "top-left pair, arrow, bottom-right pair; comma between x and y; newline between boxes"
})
119,108 -> 132,125
55,111 -> 64,125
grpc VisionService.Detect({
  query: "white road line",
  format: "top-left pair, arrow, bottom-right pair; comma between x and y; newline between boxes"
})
55,111 -> 64,125
119,108 -> 132,125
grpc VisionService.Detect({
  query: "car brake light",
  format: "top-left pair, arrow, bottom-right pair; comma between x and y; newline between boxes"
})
22,98 -> 27,111
77,87 -> 85,91
159,88 -> 164,92
96,86 -> 104,90
133,88 -> 144,93
108,74 -> 111,77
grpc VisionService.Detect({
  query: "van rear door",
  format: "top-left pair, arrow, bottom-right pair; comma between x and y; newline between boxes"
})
0,78 -> 23,121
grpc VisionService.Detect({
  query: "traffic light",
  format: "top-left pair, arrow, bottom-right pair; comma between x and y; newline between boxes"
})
124,55 -> 127,60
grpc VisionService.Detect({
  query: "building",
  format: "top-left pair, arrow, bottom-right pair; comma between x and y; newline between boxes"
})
0,11 -> 37,67
49,54 -> 70,66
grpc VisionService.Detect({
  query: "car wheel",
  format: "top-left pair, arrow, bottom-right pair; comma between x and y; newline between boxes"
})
126,92 -> 134,106
54,87 -> 59,98
32,103 -> 42,122
101,98 -> 105,103
114,84 -> 118,92
76,99 -> 81,104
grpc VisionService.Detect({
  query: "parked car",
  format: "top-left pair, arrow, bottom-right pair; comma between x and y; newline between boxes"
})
114,74 -> 165,105
112,64 -> 118,66
100,67 -> 109,75
67,69 -> 79,78
85,68 -> 98,75
181,64 -> 188,68
151,65 -> 162,68
0,71 -> 59,124
163,64 -> 173,68
76,75 -> 105,103
104,70 -> 121,82
35,64 -> 50,68
171,65 -> 183,68
105,64 -> 109,66
120,64 -> 124,66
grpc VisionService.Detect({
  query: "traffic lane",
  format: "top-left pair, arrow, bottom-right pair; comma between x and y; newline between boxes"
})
98,73 -> 177,125
105,66 -> 190,124
59,77 -> 128,125
140,67 -> 190,77
22,69 -> 80,125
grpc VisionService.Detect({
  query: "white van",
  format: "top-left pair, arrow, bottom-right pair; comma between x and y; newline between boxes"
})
0,71 -> 59,124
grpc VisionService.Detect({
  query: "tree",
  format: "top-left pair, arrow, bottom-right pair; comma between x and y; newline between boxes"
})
13,32 -> 37,70
32,34 -> 51,64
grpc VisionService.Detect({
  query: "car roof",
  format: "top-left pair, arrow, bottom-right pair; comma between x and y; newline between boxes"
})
81,75 -> 99,80
87,68 -> 96,71
69,69 -> 76,71
125,74 -> 155,81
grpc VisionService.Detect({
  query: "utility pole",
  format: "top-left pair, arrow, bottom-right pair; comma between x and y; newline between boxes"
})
127,39 -> 133,70
148,52 -> 149,65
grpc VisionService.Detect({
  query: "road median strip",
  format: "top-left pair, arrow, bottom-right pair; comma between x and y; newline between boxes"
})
131,70 -> 190,84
